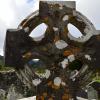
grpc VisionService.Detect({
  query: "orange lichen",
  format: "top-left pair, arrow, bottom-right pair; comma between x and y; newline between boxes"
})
43,92 -> 47,97
62,93 -> 70,100
64,47 -> 80,56
48,97 -> 53,100
52,84 -> 60,90
63,50 -> 73,56
36,96 -> 44,100
47,81 -> 52,86
22,52 -> 32,59
71,47 -> 80,54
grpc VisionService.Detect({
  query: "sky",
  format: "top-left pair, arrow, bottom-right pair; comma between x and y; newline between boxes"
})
0,0 -> 100,56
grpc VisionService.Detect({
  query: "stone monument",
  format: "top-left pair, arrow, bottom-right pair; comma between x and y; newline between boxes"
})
4,1 -> 100,100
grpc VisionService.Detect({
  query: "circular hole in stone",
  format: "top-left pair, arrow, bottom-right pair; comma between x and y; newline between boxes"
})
68,59 -> 83,71
26,58 -> 51,79
29,23 -> 48,41
68,23 -> 83,38
27,59 -> 45,69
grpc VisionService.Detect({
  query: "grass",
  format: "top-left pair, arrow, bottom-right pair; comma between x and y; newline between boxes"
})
0,65 -> 13,71
0,60 -> 14,71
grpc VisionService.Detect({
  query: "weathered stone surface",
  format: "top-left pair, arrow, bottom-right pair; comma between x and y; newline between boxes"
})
4,1 -> 100,100
0,71 -> 35,100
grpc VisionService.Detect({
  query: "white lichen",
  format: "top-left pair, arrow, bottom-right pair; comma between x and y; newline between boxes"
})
70,70 -> 79,80
44,69 -> 51,79
61,58 -> 68,69
59,5 -> 63,10
85,54 -> 91,61
24,27 -> 29,32
84,27 -> 90,33
68,54 -> 75,62
54,77 -> 61,86
73,10 -> 77,16
55,40 -> 68,49
53,27 -> 58,31
32,79 -> 41,86
18,96 -> 36,100
61,82 -> 66,86
62,15 -> 69,21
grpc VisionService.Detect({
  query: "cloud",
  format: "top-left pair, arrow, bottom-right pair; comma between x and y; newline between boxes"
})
76,0 -> 100,29
0,48 -> 3,56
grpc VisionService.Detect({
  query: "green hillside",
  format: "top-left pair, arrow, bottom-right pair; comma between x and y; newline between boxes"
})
0,55 -> 13,71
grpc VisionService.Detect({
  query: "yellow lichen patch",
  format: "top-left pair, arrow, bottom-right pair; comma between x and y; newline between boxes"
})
62,93 -> 70,100
22,52 -> 32,59
52,84 -> 60,90
63,50 -> 73,56
36,96 -> 44,100
43,92 -> 47,97
48,97 -> 53,100
64,28 -> 68,33
62,28 -> 68,36
43,17 -> 49,23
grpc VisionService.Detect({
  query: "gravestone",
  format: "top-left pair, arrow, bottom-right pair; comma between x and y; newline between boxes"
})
4,1 -> 100,100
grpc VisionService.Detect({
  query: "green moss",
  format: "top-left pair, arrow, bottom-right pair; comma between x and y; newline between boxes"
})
0,60 -> 13,71
94,80 -> 100,83
92,72 -> 100,83
35,68 -> 46,74
0,65 -> 13,71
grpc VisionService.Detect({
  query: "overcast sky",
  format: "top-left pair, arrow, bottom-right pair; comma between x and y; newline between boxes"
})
0,0 -> 100,56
